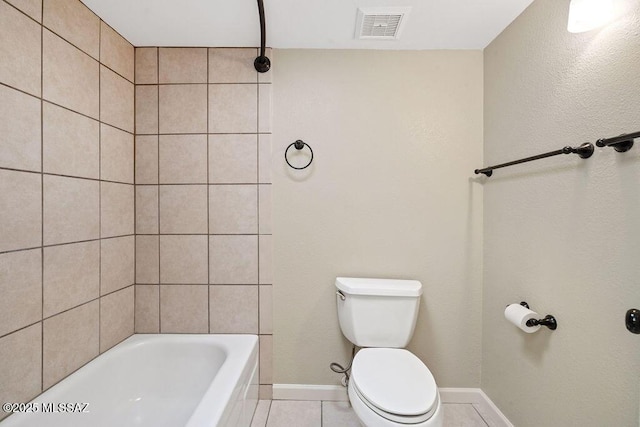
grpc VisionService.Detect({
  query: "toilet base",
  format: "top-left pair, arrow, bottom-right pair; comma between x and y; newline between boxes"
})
348,382 -> 443,427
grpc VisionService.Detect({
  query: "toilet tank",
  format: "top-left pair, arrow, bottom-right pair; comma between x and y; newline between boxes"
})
335,277 -> 422,348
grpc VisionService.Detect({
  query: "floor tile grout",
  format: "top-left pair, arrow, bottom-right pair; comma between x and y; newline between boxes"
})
471,403 -> 490,427
257,399 -> 494,427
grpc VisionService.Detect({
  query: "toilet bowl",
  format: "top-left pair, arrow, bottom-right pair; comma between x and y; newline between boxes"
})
347,348 -> 443,427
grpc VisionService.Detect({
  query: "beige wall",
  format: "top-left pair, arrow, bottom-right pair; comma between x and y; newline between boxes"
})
0,0 -> 134,418
483,0 -> 640,425
272,50 -> 484,387
133,47 -> 274,397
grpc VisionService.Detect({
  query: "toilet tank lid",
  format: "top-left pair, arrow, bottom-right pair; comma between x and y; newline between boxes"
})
335,277 -> 422,297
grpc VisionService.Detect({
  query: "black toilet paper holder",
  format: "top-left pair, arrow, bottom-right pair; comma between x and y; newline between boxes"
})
519,301 -> 558,330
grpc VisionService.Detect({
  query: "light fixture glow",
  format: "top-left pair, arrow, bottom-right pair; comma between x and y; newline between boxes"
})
567,0 -> 614,33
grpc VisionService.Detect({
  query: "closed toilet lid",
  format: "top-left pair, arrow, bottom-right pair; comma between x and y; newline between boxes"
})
351,348 -> 438,418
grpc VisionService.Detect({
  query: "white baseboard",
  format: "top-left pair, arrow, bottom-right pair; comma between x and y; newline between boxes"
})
439,387 -> 485,404
439,388 -> 513,427
272,385 -> 512,426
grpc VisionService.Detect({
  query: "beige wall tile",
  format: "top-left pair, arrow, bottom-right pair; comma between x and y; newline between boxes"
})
135,285 -> 159,333
160,285 -> 208,333
257,48 -> 272,84
209,235 -> 258,284
5,0 -> 42,22
43,175 -> 98,245
135,186 -> 159,234
159,134 -> 208,184
259,185 -> 272,234
160,235 -> 208,284
101,66 -> 134,133
259,285 -> 272,334
0,85 -> 41,172
100,236 -> 134,295
100,22 -> 134,82
42,0 -> 99,59
209,285 -> 258,333
43,102 -> 99,179
101,182 -> 134,238
0,170 -> 42,252
100,286 -> 134,352
209,185 -> 258,234
135,135 -> 158,184
43,29 -> 99,118
43,240 -> 99,318
0,250 -> 42,337
208,48 -> 257,84
159,48 -> 207,84
135,235 -> 159,284
259,235 -> 272,285
209,84 -> 257,133
135,85 -> 158,134
258,84 -> 272,133
159,84 -> 207,134
259,385 -> 272,400
101,124 -> 133,184
43,301 -> 99,389
208,134 -> 257,184
258,134 -> 272,184
0,324 -> 41,421
159,185 -> 208,234
259,335 -> 272,384
0,1 -> 41,96
135,48 -> 158,84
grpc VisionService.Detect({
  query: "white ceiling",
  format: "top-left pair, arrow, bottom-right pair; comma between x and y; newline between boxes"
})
82,0 -> 534,50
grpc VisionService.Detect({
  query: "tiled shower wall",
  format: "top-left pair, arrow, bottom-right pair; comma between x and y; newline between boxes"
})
133,47 -> 273,397
0,0 -> 135,418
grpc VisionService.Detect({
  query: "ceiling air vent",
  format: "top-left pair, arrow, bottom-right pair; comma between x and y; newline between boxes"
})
356,7 -> 411,40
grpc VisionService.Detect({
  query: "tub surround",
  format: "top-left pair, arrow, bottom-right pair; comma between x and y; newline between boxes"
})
0,0 -> 134,419
0,0 -> 273,416
133,46 -> 273,398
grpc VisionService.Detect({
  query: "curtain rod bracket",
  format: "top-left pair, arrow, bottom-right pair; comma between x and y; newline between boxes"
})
595,131 -> 640,152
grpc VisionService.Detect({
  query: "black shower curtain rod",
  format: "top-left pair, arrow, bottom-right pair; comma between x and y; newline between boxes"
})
474,130 -> 640,177
254,0 -> 271,73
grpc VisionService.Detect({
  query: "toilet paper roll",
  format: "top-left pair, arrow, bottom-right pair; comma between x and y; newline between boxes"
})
504,304 -> 541,333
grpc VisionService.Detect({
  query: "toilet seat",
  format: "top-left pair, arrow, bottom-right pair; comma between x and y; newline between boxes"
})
350,348 -> 438,424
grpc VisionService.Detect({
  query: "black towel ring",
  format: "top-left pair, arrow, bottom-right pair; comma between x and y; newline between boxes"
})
285,140 -> 313,170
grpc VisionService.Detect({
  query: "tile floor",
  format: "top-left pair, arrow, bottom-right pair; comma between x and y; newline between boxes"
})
250,400 -> 492,427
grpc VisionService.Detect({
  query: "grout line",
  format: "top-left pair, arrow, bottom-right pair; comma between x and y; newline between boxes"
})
39,0 -> 44,393
0,167 -> 134,185
0,233 -> 261,256
132,45 -> 137,333
97,14 -> 102,354
156,47 -> 161,333
1,0 -> 39,24
41,21 -> 134,85
0,285 -> 135,341
206,47 -> 211,333
135,82 -> 270,86
471,403 -> 492,427
264,400 -> 273,427
136,131 -> 273,136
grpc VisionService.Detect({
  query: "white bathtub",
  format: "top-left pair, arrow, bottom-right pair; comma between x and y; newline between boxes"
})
1,334 -> 259,427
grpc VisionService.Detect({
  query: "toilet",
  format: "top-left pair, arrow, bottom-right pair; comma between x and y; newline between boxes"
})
335,277 -> 443,427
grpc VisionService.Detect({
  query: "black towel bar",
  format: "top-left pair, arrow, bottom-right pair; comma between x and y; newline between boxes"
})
474,143 -> 594,177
